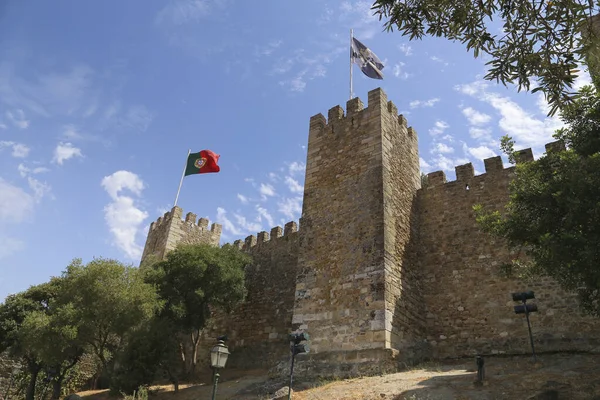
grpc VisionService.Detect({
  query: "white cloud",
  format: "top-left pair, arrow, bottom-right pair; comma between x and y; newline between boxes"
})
6,109 -> 29,129
339,1 -> 380,39
259,183 -> 276,198
216,207 -> 242,236
431,55 -> 449,66
461,107 -> 491,126
233,213 -> 262,232
61,124 -> 84,140
419,157 -> 431,170
429,120 -> 449,136
256,205 -> 274,228
0,64 -> 94,117
466,145 -> 497,160
0,141 -> 30,158
288,161 -> 306,175
431,143 -> 454,154
469,127 -> 493,140
18,164 -> 49,178
120,105 -> 154,132
101,170 -> 145,200
278,196 -> 302,220
430,154 -> 470,172
398,43 -> 412,56
101,171 -> 148,260
284,176 -> 303,193
52,142 -> 83,165
27,177 -> 51,202
0,236 -> 25,259
393,63 -> 410,79
237,194 -> 248,204
0,178 -> 34,223
409,98 -> 440,109
274,40 -> 346,92
455,81 -> 563,148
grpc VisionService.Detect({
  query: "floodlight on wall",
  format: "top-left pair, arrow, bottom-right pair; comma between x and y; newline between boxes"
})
511,291 -> 539,362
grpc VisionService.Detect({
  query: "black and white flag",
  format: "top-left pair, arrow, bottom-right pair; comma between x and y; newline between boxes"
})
351,37 -> 384,80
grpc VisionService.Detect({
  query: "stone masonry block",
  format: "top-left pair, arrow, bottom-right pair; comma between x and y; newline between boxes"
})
271,226 -> 283,239
185,212 -> 197,223
284,221 -> 298,235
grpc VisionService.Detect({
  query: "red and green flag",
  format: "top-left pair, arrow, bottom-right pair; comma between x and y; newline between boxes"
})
184,150 -> 220,176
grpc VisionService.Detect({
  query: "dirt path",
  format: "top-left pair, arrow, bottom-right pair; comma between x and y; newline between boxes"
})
78,353 -> 600,400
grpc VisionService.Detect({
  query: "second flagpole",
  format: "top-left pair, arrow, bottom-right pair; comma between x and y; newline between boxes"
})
349,28 -> 354,100
174,149 -> 191,207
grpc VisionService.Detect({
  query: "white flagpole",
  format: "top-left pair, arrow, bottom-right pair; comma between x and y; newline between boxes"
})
350,28 -> 354,100
174,149 -> 191,207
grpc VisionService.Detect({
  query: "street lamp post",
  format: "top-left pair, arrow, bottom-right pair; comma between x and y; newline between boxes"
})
210,335 -> 230,400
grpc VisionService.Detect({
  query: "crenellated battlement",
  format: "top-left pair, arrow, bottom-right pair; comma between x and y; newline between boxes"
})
231,221 -> 299,251
141,206 -> 222,264
308,88 -> 416,139
148,206 -> 222,234
423,140 -> 565,189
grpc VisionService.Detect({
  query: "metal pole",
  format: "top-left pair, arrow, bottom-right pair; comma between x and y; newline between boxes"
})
211,368 -> 220,400
524,303 -> 537,362
288,351 -> 296,400
349,28 -> 354,100
173,149 -> 191,207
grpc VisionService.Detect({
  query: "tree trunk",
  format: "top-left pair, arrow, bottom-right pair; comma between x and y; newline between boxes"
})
51,378 -> 63,400
25,369 -> 39,400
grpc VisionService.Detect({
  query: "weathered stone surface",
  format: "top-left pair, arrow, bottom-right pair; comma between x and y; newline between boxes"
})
140,87 -> 600,380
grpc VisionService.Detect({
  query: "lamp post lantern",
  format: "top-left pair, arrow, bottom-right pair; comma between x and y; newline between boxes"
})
210,335 -> 230,400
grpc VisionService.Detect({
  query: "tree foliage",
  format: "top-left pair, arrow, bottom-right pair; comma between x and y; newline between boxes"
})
0,281 -> 62,400
58,258 -> 161,373
144,243 -> 250,387
474,84 -> 600,316
372,0 -> 600,116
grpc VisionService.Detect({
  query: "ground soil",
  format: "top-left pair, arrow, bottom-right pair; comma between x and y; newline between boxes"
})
77,353 -> 600,399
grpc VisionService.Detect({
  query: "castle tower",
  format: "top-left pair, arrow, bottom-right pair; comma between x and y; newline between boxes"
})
292,88 -> 424,374
141,206 -> 222,265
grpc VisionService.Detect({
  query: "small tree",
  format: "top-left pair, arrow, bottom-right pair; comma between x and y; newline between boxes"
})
0,281 -> 62,400
372,0 -> 600,116
144,243 -> 250,390
58,258 -> 161,377
475,84 -> 600,316
19,289 -> 86,400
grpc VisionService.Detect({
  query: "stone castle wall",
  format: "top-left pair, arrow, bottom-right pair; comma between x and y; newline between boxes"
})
419,145 -> 600,359
139,208 -> 303,371
196,223 -> 301,370
140,88 -> 600,379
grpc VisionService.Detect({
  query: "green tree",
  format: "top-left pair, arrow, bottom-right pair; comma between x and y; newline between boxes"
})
19,299 -> 85,400
0,282 -> 61,400
371,0 -> 600,116
474,83 -> 600,316
58,258 -> 160,377
144,243 -> 250,390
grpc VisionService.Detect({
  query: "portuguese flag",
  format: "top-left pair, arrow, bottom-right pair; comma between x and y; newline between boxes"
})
184,150 -> 220,176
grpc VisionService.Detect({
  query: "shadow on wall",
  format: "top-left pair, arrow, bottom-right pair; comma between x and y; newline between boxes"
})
392,194 -> 432,366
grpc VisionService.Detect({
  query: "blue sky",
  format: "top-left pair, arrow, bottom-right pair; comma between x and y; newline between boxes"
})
0,0 -> 593,301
